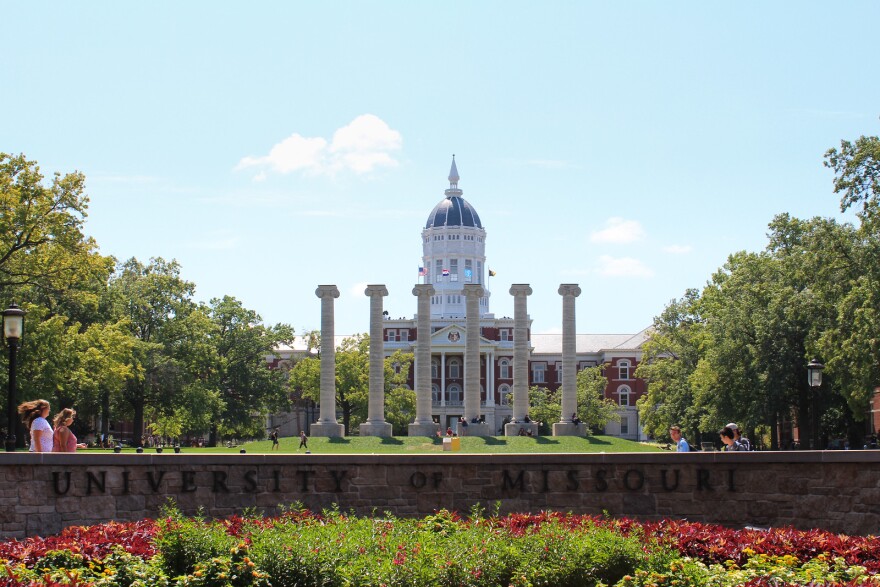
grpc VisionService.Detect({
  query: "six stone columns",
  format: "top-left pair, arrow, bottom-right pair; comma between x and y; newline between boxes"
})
360,285 -> 393,437
505,284 -> 537,436
553,283 -> 585,436
310,285 -> 345,437
463,284 -> 492,436
409,284 -> 440,436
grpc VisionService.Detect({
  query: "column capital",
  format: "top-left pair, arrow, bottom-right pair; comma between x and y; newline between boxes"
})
509,284 -> 533,297
558,283 -> 582,298
412,284 -> 436,297
462,284 -> 485,299
315,285 -> 340,299
364,284 -> 389,297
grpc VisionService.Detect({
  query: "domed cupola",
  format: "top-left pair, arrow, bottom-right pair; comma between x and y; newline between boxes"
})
425,156 -> 483,229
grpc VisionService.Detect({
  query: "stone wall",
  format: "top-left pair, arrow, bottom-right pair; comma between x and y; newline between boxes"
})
1,451 -> 878,538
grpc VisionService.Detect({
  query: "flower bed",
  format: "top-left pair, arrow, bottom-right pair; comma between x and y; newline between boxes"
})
0,506 -> 878,586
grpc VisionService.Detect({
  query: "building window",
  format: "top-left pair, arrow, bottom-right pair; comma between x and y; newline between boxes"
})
431,359 -> 439,379
620,416 -> 629,435
618,360 -> 631,380
532,363 -> 546,384
449,359 -> 461,379
499,384 -> 511,405
618,385 -> 631,406
431,384 -> 439,403
500,329 -> 509,341
387,330 -> 397,342
465,259 -> 473,282
399,330 -> 408,342
435,260 -> 443,282
499,358 -> 511,379
448,384 -> 462,405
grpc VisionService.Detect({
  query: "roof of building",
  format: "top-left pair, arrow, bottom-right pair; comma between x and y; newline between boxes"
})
425,156 -> 483,229
530,328 -> 651,354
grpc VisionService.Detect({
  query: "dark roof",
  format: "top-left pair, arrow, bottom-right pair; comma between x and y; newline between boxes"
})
425,196 -> 483,229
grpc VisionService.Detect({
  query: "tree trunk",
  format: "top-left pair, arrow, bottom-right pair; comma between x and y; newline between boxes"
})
133,401 -> 145,447
770,411 -> 779,450
101,390 -> 110,446
208,422 -> 218,447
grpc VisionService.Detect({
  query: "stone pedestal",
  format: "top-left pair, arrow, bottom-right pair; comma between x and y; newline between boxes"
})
310,421 -> 345,437
460,422 -> 493,437
360,422 -> 393,437
505,422 -> 539,437
408,422 -> 441,437
552,422 -> 587,436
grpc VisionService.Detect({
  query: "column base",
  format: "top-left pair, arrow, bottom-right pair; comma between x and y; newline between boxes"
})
552,422 -> 587,436
504,422 -> 539,437
310,421 -> 345,437
459,422 -> 493,437
408,422 -> 441,437
359,421 -> 393,437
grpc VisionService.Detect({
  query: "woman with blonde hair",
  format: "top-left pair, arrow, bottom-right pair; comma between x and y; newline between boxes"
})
17,399 -> 53,453
53,408 -> 87,452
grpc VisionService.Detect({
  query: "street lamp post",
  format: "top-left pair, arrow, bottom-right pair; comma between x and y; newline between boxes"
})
807,358 -> 825,450
2,303 -> 25,453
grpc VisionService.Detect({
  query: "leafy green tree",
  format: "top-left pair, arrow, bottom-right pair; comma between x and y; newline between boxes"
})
205,296 -> 294,441
576,366 -> 620,432
384,349 -> 415,435
636,290 -> 707,443
105,257 -> 199,441
529,385 -> 560,435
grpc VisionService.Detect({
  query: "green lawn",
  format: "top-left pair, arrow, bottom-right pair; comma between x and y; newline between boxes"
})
109,435 -> 664,454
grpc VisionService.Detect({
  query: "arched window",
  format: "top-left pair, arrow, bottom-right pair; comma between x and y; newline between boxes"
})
431,384 -> 440,404
499,384 -> 511,406
618,385 -> 632,406
618,360 -> 631,380
431,359 -> 439,379
448,384 -> 462,405
499,358 -> 511,379
449,358 -> 461,379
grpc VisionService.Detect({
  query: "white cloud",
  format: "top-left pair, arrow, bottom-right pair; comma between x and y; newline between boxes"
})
596,255 -> 655,279
663,244 -> 692,254
236,114 -> 402,179
350,282 -> 369,298
590,217 -> 646,244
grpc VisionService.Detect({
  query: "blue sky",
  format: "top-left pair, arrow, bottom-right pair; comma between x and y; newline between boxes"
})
3,1 -> 878,337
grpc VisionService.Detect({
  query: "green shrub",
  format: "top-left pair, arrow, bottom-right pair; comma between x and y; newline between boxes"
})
154,506 -> 236,578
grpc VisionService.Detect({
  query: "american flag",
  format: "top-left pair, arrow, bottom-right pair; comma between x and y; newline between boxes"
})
442,268 -> 450,276
418,266 -> 427,276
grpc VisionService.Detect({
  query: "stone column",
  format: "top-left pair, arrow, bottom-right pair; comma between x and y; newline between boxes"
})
554,283 -> 585,436
463,284 -> 491,436
506,284 -> 537,436
310,285 -> 345,437
409,284 -> 439,436
360,285 -> 393,437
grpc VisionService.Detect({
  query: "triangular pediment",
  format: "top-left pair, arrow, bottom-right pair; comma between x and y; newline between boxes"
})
430,324 -> 493,346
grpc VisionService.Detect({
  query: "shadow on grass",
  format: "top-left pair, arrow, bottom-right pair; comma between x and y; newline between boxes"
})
328,437 -> 351,444
472,436 -> 506,446
534,436 -> 560,445
380,437 -> 404,445
582,436 -> 613,445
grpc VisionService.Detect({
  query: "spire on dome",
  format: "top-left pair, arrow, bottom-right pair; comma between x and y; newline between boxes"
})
445,155 -> 463,198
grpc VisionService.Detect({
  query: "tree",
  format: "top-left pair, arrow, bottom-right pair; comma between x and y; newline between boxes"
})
575,366 -> 620,432
105,257 -> 199,441
384,349 -> 415,435
205,296 -> 294,441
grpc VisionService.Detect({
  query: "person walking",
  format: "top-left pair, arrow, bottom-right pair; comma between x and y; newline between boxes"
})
669,425 -> 690,452
270,428 -> 280,450
726,423 -> 751,451
299,430 -> 308,449
719,426 -> 747,451
18,399 -> 53,453
52,408 -> 87,452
